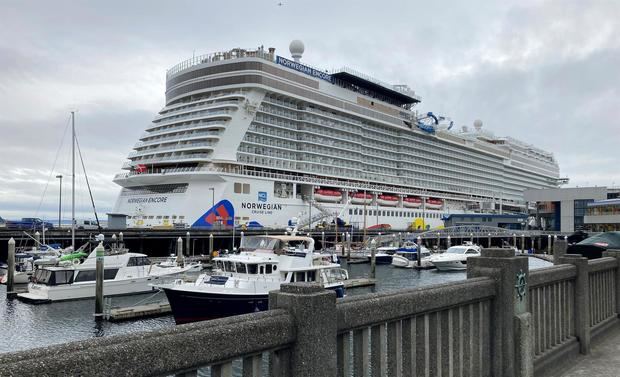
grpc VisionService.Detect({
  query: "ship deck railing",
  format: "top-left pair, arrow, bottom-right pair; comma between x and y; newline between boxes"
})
113,165 -> 520,206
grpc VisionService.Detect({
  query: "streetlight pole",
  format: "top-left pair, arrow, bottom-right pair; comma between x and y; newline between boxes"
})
56,174 -> 63,228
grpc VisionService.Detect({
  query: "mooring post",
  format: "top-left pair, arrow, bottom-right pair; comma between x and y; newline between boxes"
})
269,283 -> 337,376
346,233 -> 351,261
112,234 -> 117,249
488,233 -> 492,248
341,232 -> 346,257
370,239 -> 376,279
95,242 -> 105,319
547,235 -> 551,254
513,234 -> 517,248
34,231 -> 40,249
559,254 -> 591,354
209,233 -> 214,261
468,248 -> 532,377
176,237 -> 184,267
240,231 -> 245,250
119,232 -> 124,248
521,234 -> 525,253
552,239 -> 567,265
186,231 -> 190,257
446,235 -> 451,249
7,238 -> 15,297
416,235 -> 422,267
321,231 -> 325,252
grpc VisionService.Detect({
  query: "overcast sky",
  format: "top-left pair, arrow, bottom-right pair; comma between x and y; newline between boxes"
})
1,0 -> 618,221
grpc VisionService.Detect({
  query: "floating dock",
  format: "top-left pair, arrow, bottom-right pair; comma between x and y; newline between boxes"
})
344,278 -> 376,288
106,301 -> 171,321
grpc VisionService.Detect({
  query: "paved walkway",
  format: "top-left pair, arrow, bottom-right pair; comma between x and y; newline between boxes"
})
558,324 -> 620,376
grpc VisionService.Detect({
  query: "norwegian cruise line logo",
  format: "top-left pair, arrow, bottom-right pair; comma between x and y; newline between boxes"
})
258,191 -> 267,202
192,200 -> 235,228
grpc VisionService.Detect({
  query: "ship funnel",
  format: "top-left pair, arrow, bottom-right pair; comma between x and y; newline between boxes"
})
289,40 -> 304,62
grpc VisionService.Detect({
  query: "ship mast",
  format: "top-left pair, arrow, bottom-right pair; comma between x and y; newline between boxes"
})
71,111 -> 75,250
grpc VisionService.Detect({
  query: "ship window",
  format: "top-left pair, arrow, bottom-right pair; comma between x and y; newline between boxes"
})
260,265 -> 265,274
307,270 -> 316,282
74,270 -> 96,282
266,264 -> 272,274
224,261 -> 235,272
273,265 -> 277,271
235,263 -> 247,274
243,184 -> 250,194
104,269 -> 119,280
349,209 -> 352,215
156,216 -> 162,219
295,271 -> 306,282
247,264 -> 258,274
234,182 -> 242,193
53,270 -> 74,285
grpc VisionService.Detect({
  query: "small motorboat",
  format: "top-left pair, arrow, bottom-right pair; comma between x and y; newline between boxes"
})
430,243 -> 481,271
391,244 -> 433,269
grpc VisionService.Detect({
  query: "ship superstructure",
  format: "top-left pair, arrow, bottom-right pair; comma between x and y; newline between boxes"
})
112,41 -> 561,230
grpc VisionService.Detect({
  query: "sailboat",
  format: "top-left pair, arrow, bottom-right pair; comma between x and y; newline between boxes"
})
17,112 -> 200,303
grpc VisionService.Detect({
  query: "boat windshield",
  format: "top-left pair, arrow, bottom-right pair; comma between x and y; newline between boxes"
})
445,247 -> 467,254
241,237 -> 281,251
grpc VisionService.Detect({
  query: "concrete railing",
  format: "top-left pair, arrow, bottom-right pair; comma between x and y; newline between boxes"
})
2,244 -> 620,377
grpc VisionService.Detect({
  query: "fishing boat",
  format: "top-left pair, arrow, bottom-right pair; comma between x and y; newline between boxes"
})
157,235 -> 348,324
429,243 -> 481,271
17,246 -> 200,303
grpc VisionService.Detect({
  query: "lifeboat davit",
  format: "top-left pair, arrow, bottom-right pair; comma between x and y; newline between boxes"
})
314,189 -> 342,203
425,198 -> 443,209
403,196 -> 422,208
350,192 -> 372,205
377,195 -> 399,207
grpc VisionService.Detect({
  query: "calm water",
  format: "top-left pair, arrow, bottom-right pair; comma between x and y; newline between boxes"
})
0,257 -> 551,354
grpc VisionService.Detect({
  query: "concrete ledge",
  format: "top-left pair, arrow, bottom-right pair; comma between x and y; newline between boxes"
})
591,316 -> 620,341
587,257 -> 618,273
336,277 -> 495,331
0,309 -> 295,377
529,265 -> 577,288
534,337 -> 580,377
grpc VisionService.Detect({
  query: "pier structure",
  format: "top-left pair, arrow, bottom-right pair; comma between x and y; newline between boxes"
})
2,242 -> 620,376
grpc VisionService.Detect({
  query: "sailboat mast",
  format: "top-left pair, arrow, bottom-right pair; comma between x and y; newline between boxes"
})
71,111 -> 75,250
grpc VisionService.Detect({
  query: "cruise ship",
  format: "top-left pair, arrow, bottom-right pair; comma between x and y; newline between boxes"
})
112,41 -> 561,230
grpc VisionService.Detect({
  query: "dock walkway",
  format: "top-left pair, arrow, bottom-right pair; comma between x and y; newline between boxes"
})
557,322 -> 620,377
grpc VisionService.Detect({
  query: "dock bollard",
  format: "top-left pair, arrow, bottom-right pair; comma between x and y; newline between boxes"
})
209,234 -> 214,261
370,239 -> 376,279
346,233 -> 351,261
186,232 -> 190,257
119,232 -> 124,248
95,242 -> 104,319
7,238 -> 15,296
548,235 -> 551,254
416,236 -> 422,267
321,231 -> 325,252
34,231 -> 40,249
447,235 -> 451,249
112,234 -> 117,249
176,237 -> 184,267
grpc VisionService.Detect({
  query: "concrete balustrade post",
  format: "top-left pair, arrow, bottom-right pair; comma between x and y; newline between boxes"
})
269,283 -> 337,376
602,249 -> 620,318
553,239 -> 568,265
559,254 -> 591,354
467,248 -> 532,377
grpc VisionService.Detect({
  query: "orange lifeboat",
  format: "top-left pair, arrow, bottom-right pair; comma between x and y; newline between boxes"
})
350,192 -> 372,205
425,198 -> 443,209
403,196 -> 422,208
314,189 -> 342,203
377,194 -> 399,207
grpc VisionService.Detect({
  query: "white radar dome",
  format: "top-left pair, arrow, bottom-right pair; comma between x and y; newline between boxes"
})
473,119 -> 483,131
289,40 -> 305,62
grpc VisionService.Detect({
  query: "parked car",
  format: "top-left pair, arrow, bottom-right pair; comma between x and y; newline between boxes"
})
5,218 -> 54,230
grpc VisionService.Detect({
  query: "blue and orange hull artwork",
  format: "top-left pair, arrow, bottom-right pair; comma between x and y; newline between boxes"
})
192,200 -> 235,228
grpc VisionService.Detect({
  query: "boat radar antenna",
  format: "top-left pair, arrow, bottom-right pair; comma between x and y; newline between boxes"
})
289,40 -> 304,62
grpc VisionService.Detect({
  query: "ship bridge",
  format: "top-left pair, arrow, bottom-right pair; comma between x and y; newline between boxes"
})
330,67 -> 420,110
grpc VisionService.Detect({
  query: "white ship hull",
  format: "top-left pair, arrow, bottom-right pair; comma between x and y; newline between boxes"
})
113,172 -> 449,230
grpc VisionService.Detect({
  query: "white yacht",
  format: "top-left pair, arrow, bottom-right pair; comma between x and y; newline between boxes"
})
111,41 -> 562,231
430,243 -> 482,271
391,244 -> 433,269
17,247 -> 199,303
157,235 -> 348,324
